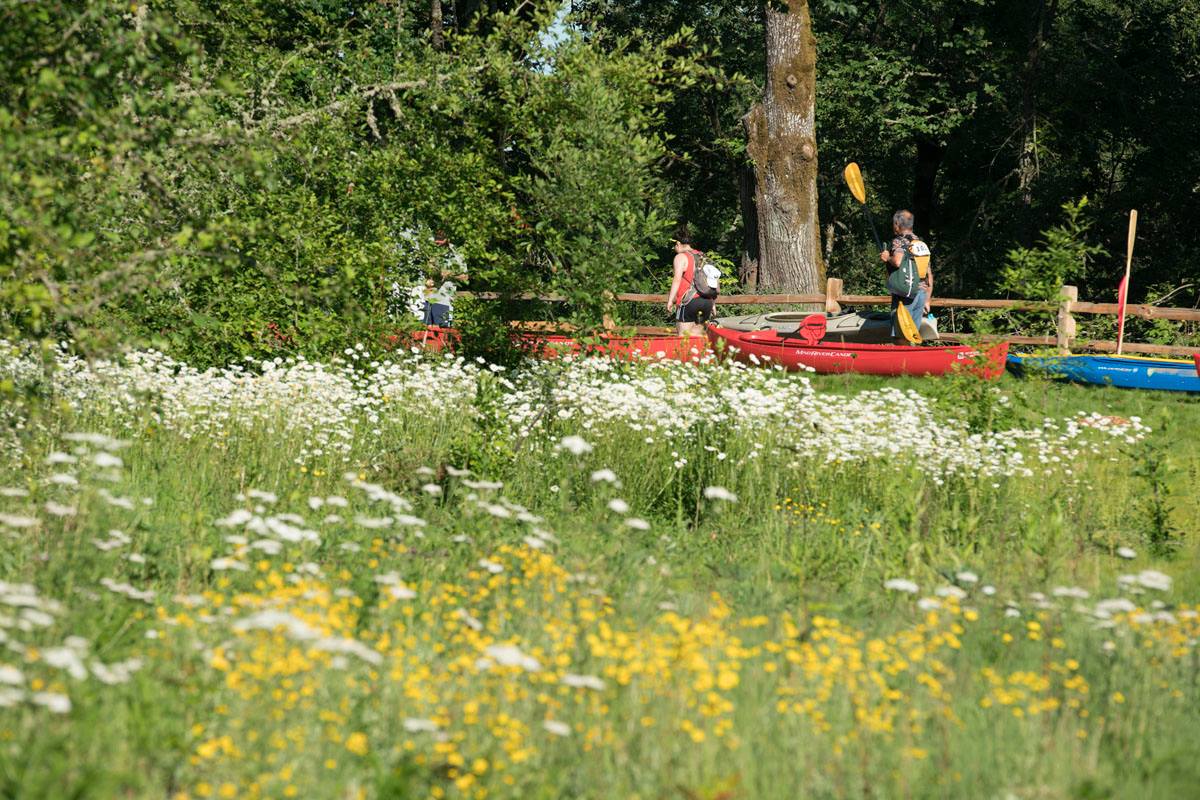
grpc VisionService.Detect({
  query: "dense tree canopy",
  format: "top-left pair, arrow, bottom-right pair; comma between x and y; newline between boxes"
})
580,0 -> 1200,307
2,0 -> 1197,361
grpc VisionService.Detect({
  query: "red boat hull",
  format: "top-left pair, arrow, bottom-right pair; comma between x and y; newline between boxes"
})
384,326 -> 460,354
386,327 -> 710,362
706,325 -> 1007,378
514,333 -> 709,361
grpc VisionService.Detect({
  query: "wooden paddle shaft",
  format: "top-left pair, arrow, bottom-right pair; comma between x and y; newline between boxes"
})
1117,209 -> 1137,355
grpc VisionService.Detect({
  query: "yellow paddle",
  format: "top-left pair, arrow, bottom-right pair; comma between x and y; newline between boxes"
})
895,302 -> 922,344
843,162 -> 882,250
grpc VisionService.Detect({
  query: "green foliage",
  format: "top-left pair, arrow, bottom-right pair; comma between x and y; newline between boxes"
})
998,198 -> 1104,303
0,1 -> 701,363
1131,417 -> 1182,558
973,198 -> 1104,337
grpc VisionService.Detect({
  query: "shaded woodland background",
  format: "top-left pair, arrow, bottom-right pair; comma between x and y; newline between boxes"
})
2,0 -> 1198,362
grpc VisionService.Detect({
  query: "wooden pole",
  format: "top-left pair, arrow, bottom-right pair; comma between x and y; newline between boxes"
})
1116,209 -> 1137,355
1056,284 -> 1077,354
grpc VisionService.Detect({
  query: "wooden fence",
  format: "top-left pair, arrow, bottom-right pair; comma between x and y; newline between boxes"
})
461,279 -> 1200,358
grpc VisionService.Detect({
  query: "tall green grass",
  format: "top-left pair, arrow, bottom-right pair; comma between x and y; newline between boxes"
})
0,360 -> 1197,799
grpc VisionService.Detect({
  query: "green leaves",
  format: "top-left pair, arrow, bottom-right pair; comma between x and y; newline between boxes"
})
999,198 -> 1104,303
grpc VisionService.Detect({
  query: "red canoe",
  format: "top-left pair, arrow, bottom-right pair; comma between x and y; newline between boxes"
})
706,325 -> 1008,378
515,332 -> 709,362
385,327 -> 710,362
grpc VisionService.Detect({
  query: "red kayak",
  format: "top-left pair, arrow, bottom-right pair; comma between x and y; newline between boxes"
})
706,325 -> 1007,378
386,327 -> 710,362
515,332 -> 709,361
384,326 -> 460,354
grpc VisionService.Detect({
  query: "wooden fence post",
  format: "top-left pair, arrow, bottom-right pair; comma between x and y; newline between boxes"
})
824,277 -> 843,314
1056,284 -> 1077,354
601,290 -> 616,331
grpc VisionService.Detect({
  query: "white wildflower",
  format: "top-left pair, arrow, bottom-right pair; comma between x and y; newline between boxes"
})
482,643 -> 541,672
543,720 -> 571,737
561,673 -> 607,691
1136,570 -> 1172,592
703,486 -> 738,503
31,691 -> 72,714
557,435 -> 593,456
403,718 -> 439,733
215,509 -> 255,527
590,469 -> 619,484
44,501 -> 76,517
92,452 -> 123,469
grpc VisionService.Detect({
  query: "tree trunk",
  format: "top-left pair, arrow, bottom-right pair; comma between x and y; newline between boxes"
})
742,0 -> 823,294
912,136 -> 944,238
431,0 -> 445,49
1017,0 -> 1059,215
739,161 -> 760,290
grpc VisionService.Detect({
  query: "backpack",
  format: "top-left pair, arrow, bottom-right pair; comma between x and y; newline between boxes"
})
686,250 -> 721,300
886,234 -> 930,300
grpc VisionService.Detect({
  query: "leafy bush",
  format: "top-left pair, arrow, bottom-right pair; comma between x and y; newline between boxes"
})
0,1 -> 705,364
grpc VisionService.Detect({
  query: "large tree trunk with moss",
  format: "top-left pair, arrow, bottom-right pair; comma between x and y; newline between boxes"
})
742,0 -> 823,293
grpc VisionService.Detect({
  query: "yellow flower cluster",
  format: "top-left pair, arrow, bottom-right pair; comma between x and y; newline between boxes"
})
151,538 -> 1198,799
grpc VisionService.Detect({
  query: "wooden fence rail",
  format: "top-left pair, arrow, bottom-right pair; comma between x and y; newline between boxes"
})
461,280 -> 1200,358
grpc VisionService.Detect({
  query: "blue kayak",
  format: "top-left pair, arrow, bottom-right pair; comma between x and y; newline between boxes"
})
1007,353 -> 1200,393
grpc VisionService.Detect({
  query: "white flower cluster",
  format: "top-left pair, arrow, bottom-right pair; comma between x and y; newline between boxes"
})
1,580 -> 144,713
883,561 -> 1194,636
7,344 -> 482,465
1,345 -> 1150,482
494,357 -> 1150,480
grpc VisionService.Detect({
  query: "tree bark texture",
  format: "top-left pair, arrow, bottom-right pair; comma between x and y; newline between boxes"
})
431,0 -> 445,49
1018,0 -> 1059,212
743,0 -> 824,293
739,159 -> 760,290
912,136 -> 945,237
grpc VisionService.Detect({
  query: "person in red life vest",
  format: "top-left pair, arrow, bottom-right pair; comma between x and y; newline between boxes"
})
665,225 -> 716,336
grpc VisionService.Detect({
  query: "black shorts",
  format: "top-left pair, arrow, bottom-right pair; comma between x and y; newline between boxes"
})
677,297 -> 715,324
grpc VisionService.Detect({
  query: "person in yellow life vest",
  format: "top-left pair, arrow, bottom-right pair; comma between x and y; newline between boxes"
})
879,209 -> 933,338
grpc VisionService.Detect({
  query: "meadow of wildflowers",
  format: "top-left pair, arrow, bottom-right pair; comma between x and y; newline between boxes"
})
0,341 -> 1197,799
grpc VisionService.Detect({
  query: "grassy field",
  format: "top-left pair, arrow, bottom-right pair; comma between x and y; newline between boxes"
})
1,344 -> 1197,799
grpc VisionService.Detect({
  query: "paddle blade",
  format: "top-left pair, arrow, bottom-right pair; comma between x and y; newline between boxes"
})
843,162 -> 867,205
1126,209 -> 1138,264
896,304 -> 923,345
